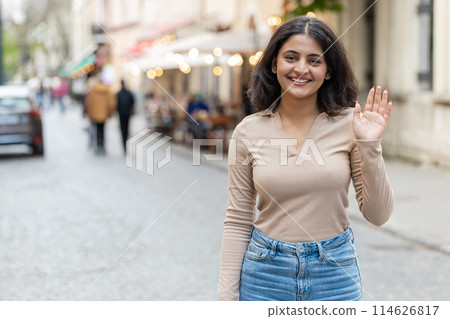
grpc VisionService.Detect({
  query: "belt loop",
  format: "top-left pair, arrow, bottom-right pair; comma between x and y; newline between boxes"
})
317,242 -> 324,261
348,226 -> 355,243
270,240 -> 278,257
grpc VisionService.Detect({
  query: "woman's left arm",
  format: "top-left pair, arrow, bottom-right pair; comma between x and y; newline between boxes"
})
350,85 -> 395,225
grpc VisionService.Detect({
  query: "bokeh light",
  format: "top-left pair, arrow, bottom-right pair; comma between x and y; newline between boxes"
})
213,47 -> 223,57
179,63 -> 191,74
205,54 -> 214,65
146,69 -> 157,79
267,16 -> 282,26
155,67 -> 164,77
213,66 -> 222,76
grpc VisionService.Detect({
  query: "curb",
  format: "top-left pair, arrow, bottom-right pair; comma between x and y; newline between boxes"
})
349,211 -> 450,256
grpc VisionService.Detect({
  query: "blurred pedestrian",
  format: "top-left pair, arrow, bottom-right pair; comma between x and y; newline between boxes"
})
116,79 -> 135,153
54,76 -> 69,114
85,75 -> 117,154
144,92 -> 158,129
218,16 -> 395,301
83,74 -> 99,150
36,81 -> 44,109
207,104 -> 229,153
186,93 -> 211,139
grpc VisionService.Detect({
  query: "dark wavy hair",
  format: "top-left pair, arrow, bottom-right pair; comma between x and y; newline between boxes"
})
248,16 -> 358,116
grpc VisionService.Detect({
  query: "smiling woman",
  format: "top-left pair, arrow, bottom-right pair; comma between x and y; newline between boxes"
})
248,16 -> 358,116
218,16 -> 395,301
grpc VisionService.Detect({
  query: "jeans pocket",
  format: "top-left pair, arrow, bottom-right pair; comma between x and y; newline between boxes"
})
244,240 -> 271,261
321,240 -> 357,267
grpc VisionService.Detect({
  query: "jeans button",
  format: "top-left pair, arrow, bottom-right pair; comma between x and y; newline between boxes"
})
297,246 -> 304,253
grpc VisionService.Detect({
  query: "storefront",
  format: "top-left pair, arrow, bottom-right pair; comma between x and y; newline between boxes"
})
124,29 -> 269,116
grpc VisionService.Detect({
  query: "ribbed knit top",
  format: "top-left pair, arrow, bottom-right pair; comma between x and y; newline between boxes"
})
218,106 -> 395,300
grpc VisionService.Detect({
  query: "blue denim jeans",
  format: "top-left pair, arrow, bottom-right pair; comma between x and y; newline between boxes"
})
239,226 -> 362,301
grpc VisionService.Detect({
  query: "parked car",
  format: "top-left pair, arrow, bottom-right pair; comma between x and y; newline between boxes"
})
0,85 -> 44,155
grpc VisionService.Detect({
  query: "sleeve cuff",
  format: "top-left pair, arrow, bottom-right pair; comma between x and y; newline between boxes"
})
355,139 -> 383,163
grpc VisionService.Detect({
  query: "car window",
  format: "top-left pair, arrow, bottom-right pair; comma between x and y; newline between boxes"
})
0,98 -> 32,112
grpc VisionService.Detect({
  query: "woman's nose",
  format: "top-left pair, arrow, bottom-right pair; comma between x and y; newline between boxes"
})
294,60 -> 310,74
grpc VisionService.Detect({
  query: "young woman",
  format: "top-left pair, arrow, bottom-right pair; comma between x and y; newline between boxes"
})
218,16 -> 394,301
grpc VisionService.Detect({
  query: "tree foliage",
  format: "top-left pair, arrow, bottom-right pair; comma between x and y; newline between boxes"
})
3,28 -> 20,80
2,0 -> 71,80
283,0 -> 343,21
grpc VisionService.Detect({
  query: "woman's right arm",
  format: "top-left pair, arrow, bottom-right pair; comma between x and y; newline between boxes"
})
217,121 -> 257,301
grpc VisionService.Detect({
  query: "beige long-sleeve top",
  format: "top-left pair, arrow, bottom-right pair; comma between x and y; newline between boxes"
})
217,106 -> 395,301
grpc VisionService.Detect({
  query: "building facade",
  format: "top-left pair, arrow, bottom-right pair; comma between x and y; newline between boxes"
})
305,0 -> 450,167
70,0 -> 450,167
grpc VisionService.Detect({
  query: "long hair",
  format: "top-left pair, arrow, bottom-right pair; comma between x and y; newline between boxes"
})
248,16 -> 358,116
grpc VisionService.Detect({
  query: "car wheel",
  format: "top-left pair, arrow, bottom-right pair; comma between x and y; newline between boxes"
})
32,144 -> 44,156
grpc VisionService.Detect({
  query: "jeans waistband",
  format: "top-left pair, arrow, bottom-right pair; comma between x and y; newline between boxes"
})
250,226 -> 354,256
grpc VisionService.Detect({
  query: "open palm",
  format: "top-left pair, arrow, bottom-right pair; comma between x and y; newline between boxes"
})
353,85 -> 393,140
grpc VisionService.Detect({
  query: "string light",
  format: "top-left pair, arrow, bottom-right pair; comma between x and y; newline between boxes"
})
205,54 -> 214,64
131,66 -> 140,76
188,48 -> 199,59
213,66 -> 222,76
213,47 -> 223,57
146,69 -> 157,79
179,63 -> 191,74
173,53 -> 184,64
267,16 -> 282,26
249,51 -> 263,66
227,54 -> 243,67
155,67 -> 164,77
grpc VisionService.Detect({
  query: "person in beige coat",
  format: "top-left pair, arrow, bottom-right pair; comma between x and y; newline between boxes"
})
85,79 -> 117,154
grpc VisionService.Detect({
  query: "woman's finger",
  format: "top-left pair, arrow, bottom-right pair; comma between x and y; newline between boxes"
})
353,101 -> 361,123
365,87 -> 375,112
384,101 -> 392,122
378,89 -> 388,117
373,85 -> 382,113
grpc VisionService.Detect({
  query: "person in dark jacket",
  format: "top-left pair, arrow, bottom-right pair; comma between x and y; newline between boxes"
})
116,79 -> 135,152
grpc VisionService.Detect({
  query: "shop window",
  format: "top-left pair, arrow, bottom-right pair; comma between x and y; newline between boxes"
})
418,0 -> 433,90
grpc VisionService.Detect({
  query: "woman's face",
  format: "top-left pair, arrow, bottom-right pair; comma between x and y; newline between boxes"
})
275,34 -> 328,103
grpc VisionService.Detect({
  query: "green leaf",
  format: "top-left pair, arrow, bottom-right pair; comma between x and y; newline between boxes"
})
282,0 -> 343,19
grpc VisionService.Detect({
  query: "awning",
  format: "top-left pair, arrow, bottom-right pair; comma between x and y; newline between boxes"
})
125,19 -> 194,58
133,51 -> 231,71
62,44 -> 97,78
195,30 -> 270,53
136,19 -> 194,42
133,30 -> 270,70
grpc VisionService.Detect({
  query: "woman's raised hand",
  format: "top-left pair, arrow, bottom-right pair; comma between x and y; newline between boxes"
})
352,85 -> 393,140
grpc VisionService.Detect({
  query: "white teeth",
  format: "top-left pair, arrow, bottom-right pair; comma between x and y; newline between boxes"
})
292,79 -> 309,83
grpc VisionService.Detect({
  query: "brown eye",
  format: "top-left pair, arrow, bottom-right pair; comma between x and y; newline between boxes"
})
285,55 -> 296,61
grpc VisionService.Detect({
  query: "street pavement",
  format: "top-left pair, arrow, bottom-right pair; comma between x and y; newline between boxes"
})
0,102 -> 449,300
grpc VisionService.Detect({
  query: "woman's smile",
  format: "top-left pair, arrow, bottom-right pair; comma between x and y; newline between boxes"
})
288,76 -> 312,86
